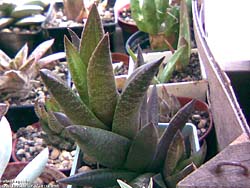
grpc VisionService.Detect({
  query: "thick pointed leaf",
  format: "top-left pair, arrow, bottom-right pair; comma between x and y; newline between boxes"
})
136,46 -> 145,68
28,39 -> 54,62
112,57 -> 164,139
53,112 -> 73,127
88,34 -> 118,127
0,103 -> 9,118
175,141 -> 207,173
65,36 -> 89,105
164,163 -> 196,188
148,99 -> 196,171
157,45 -> 185,83
0,116 -> 12,179
58,168 -> 138,187
11,43 -> 28,69
47,111 -> 70,134
140,93 -> 148,128
13,148 -> 49,186
66,125 -> 131,168
147,84 -> 159,125
68,28 -> 80,49
155,0 -> 169,23
152,173 -> 167,188
37,52 -> 66,68
117,179 -> 133,188
129,173 -> 155,188
163,130 -> 186,177
79,4 -> 104,67
124,123 -> 158,172
142,0 -> 158,34
40,69 -> 108,130
176,0 -> 191,70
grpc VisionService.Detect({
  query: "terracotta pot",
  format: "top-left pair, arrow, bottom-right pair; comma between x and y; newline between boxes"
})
177,96 -> 213,142
112,52 -> 131,89
117,4 -> 138,44
1,162 -> 67,188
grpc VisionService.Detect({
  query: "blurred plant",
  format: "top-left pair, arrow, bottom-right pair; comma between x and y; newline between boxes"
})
36,5 -> 206,188
0,0 -> 49,30
0,102 -> 49,186
129,0 -> 192,83
0,39 -> 65,103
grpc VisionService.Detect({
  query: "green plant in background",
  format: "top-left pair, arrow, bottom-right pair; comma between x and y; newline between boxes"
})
0,39 -> 65,102
36,4 -> 206,188
130,0 -> 192,83
0,0 -> 49,29
0,103 -> 49,186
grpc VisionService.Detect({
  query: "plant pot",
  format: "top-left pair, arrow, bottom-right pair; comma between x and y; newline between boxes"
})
0,29 -> 44,58
117,3 -> 138,45
112,52 -> 133,89
42,2 -> 116,53
177,96 -> 213,142
6,105 -> 39,132
11,122 -> 75,176
1,162 -> 67,188
125,31 -> 150,54
138,49 -> 209,101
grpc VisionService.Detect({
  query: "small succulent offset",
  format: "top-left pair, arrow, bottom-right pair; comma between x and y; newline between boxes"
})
0,39 -> 65,103
0,103 -> 49,186
37,4 -> 206,188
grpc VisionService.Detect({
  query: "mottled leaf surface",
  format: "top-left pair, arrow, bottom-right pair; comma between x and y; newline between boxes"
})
40,69 -> 108,130
88,34 -> 118,127
66,125 -> 131,168
58,168 -> 138,187
112,57 -> 163,139
124,123 -> 158,172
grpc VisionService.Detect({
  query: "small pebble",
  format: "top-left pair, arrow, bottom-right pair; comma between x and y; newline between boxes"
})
197,119 -> 207,129
78,166 -> 92,173
50,148 -> 60,160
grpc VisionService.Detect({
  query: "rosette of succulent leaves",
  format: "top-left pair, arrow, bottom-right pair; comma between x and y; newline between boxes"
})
0,103 -> 49,187
35,4 -> 207,188
0,39 -> 65,103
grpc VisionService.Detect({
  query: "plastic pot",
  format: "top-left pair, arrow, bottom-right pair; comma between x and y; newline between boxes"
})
0,29 -> 44,58
125,30 -> 150,54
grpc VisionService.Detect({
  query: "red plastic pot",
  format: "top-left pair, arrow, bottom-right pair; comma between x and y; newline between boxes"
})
117,4 -> 138,44
177,96 -> 213,142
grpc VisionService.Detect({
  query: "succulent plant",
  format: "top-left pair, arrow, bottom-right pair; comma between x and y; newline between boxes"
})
0,0 -> 49,30
36,4 -> 206,188
0,102 -> 49,186
130,0 -> 192,83
35,96 -> 76,151
0,38 -> 65,103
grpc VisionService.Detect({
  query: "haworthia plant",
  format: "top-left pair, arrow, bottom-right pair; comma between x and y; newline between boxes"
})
0,38 -> 65,102
36,4 -> 207,188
